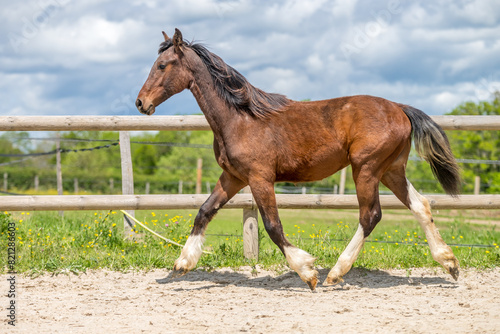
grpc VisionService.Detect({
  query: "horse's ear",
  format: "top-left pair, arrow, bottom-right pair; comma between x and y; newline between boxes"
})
173,28 -> 184,54
162,31 -> 170,41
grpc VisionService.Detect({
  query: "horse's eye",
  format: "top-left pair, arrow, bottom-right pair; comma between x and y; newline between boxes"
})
158,64 -> 166,70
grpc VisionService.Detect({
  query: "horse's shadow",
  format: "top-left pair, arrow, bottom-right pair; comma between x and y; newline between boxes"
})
155,267 -> 457,292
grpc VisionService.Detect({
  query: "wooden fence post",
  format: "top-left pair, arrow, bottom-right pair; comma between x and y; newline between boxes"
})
3,173 -> 7,192
474,176 -> 481,195
178,180 -> 183,194
56,133 -> 64,216
34,175 -> 39,192
339,167 -> 347,195
120,131 -> 135,238
196,158 -> 203,194
242,186 -> 259,260
74,178 -> 79,194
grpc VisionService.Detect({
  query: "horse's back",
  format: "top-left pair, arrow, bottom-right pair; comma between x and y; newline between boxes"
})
318,95 -> 412,168
268,95 -> 412,181
282,95 -> 411,148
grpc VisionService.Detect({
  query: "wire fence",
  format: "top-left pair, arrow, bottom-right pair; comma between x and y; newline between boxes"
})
6,135 -> 500,164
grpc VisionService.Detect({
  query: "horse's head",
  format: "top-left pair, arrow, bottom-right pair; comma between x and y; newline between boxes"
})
136,29 -> 192,115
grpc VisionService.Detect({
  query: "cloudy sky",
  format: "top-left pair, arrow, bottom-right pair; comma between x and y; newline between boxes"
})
2,0 -> 500,117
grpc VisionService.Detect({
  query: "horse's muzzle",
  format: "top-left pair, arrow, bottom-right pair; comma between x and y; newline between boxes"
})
136,98 -> 155,115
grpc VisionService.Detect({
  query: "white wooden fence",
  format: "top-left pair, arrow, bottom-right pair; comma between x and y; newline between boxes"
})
1,115 -> 500,259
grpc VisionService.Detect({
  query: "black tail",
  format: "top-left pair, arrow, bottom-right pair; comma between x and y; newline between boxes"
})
400,104 -> 461,196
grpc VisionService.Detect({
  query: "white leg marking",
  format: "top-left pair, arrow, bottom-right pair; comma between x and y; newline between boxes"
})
284,246 -> 317,282
173,234 -> 205,272
407,179 -> 445,256
324,224 -> 366,285
406,179 -> 459,278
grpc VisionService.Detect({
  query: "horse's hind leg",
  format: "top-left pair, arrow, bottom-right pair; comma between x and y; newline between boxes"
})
173,171 -> 246,274
381,167 -> 460,280
324,168 -> 382,286
250,177 -> 318,290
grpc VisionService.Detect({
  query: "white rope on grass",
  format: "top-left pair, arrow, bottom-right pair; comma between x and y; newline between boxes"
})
120,210 -> 213,254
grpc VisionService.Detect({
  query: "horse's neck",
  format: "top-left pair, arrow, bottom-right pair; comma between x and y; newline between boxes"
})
189,70 -> 238,136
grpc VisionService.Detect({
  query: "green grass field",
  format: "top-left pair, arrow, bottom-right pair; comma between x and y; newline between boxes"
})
1,208 -> 499,276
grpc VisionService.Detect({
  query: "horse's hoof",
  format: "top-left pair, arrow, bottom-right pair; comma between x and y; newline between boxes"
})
449,267 -> 459,281
447,263 -> 460,281
170,269 -> 188,278
442,257 -> 460,281
323,275 -> 344,286
306,273 -> 319,291
172,262 -> 190,278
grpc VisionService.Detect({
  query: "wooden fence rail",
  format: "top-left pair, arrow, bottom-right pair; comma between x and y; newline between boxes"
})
1,115 -> 500,131
1,194 -> 500,211
1,115 -> 500,259
0,116 -> 209,131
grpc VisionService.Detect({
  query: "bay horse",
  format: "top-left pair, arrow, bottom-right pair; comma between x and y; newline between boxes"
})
136,29 -> 461,290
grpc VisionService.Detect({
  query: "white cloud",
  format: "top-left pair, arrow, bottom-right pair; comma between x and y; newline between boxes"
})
248,67 -> 306,97
330,0 -> 358,18
1,0 -> 500,118
264,0 -> 328,28
447,0 -> 500,26
29,16 -> 148,66
306,53 -> 324,72
433,91 -> 463,112
0,72 -> 64,115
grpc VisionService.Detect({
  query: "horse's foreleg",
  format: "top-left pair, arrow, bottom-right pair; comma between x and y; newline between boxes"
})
250,178 -> 318,291
173,171 -> 246,274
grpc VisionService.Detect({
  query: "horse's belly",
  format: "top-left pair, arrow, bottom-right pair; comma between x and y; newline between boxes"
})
276,155 -> 348,182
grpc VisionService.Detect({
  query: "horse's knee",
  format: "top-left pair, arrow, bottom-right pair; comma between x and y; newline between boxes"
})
191,202 -> 220,234
198,200 -> 220,219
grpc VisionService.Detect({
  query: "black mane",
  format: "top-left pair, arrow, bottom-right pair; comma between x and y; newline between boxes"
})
158,40 -> 290,119
158,40 -> 173,54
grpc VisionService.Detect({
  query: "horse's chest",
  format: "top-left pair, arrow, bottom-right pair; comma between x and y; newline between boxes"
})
213,141 -> 247,179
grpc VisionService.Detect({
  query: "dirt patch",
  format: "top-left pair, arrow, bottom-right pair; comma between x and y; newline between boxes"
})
2,266 -> 499,333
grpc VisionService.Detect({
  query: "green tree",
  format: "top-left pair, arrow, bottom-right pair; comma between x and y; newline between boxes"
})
0,134 -> 23,164
405,156 -> 442,194
446,92 -> 500,193
133,144 -> 157,175
155,131 -> 219,191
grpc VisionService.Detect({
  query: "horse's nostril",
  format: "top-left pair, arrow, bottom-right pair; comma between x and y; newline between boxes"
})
135,99 -> 143,108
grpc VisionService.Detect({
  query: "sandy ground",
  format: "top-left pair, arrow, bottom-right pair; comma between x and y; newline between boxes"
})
2,266 -> 499,333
